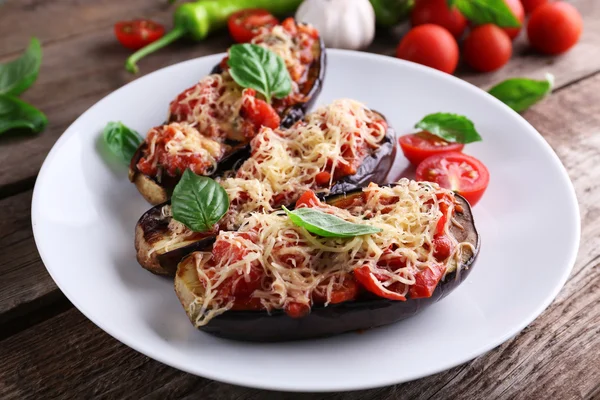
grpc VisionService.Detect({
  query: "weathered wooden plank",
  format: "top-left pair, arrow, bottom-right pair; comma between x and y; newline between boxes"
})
1,69 -> 599,400
0,0 -> 599,190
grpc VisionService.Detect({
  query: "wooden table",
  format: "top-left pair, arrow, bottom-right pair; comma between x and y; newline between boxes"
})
1,1 -> 599,398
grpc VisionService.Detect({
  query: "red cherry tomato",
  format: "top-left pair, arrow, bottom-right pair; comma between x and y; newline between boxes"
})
227,9 -> 279,43
521,0 -> 549,14
354,266 -> 407,301
416,152 -> 490,206
398,131 -> 465,166
527,2 -> 583,55
463,24 -> 512,72
410,0 -> 468,38
396,24 -> 459,74
114,20 -> 165,50
502,0 -> 525,40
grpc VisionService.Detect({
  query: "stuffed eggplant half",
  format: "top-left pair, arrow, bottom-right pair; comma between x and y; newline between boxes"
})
129,19 -> 326,205
174,179 -> 480,341
135,99 -> 396,275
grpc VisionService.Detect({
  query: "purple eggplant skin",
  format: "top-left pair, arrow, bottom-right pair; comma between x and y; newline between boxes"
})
194,194 -> 479,342
129,33 -> 326,205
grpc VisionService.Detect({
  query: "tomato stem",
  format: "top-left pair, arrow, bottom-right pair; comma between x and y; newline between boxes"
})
125,27 -> 185,74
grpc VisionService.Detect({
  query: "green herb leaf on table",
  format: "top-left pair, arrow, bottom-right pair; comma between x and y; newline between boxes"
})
102,121 -> 144,164
415,113 -> 482,144
0,94 -> 47,135
283,206 -> 382,238
0,38 -> 42,96
488,74 -> 553,113
172,170 -> 230,232
453,0 -> 521,28
227,44 -> 292,104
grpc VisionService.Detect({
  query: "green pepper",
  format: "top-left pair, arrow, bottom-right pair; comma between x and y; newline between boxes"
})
126,0 -> 303,74
370,0 -> 414,27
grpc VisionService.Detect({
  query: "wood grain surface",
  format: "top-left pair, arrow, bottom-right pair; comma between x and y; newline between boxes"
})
1,0 -> 599,398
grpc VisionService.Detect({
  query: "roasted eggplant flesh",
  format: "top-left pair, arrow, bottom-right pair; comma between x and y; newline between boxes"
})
129,29 -> 326,205
175,191 -> 479,342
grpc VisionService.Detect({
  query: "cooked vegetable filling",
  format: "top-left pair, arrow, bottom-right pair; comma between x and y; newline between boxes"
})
177,179 -> 476,327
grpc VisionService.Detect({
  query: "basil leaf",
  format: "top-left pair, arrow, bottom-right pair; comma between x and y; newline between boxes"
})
370,0 -> 415,27
0,94 -> 47,135
283,206 -> 382,238
172,170 -> 230,232
454,0 -> 521,27
102,121 -> 144,164
488,75 -> 553,113
0,38 -> 42,96
227,44 -> 292,103
415,113 -> 482,144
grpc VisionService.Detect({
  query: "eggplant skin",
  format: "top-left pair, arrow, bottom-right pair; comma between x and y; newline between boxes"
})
131,33 -> 326,205
175,195 -> 480,342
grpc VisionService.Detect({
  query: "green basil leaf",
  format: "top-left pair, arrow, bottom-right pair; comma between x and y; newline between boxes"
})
172,170 -> 230,232
488,74 -> 553,113
102,121 -> 144,164
446,0 -> 457,7
454,0 -> 521,27
283,206 -> 382,238
370,0 -> 415,27
415,113 -> 482,144
0,38 -> 42,96
0,94 -> 47,135
227,44 -> 292,103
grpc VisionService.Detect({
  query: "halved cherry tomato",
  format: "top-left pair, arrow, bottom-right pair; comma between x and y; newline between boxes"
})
410,0 -> 468,38
354,266 -> 407,301
399,131 -> 464,166
416,152 -> 490,206
408,264 -> 446,299
114,19 -> 165,50
227,9 -> 279,43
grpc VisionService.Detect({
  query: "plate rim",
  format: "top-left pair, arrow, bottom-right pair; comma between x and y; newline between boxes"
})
31,49 -> 581,392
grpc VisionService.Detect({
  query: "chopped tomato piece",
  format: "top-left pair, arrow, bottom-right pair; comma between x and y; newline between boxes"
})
315,171 -> 331,186
295,190 -> 321,208
409,264 -> 446,299
212,233 -> 263,298
354,266 -> 407,301
240,91 -> 281,134
285,302 -> 310,318
313,275 -> 359,304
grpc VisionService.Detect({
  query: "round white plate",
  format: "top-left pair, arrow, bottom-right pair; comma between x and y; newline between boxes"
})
32,50 -> 580,392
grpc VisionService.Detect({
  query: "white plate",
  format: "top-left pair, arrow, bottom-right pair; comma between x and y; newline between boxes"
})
32,50 -> 580,392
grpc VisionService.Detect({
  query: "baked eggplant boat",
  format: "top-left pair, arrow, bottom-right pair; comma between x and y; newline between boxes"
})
129,19 -> 326,205
135,99 -> 396,275
174,179 -> 479,341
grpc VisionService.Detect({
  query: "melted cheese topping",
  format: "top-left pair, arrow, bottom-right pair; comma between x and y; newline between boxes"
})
184,180 -> 475,327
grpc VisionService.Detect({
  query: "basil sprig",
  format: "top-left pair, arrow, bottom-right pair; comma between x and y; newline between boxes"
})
450,0 -> 521,28
415,113 -> 482,144
102,121 -> 144,164
227,44 -> 292,104
283,206 -> 382,238
0,95 -> 47,134
172,170 -> 230,232
0,38 -> 46,135
489,74 -> 553,112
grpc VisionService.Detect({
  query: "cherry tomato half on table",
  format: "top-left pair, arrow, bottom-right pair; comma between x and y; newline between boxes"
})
527,2 -> 583,55
227,9 -> 279,43
416,152 -> 490,206
463,24 -> 512,72
114,20 -> 165,50
399,131 -> 464,166
410,0 -> 468,38
396,24 -> 459,74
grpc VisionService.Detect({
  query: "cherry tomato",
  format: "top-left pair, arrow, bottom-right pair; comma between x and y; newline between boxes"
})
408,264 -> 446,299
227,9 -> 279,43
114,20 -> 165,50
398,131 -> 465,166
410,0 -> 468,38
521,0 -> 549,14
463,24 -> 512,72
354,266 -> 407,301
396,24 -> 459,74
527,2 -> 583,55
416,152 -> 490,206
502,0 -> 525,40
